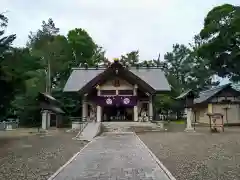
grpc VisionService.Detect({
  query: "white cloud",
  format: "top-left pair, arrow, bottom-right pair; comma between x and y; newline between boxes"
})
1,0 -> 239,60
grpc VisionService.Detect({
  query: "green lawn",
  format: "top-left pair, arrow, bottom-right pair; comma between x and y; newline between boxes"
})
171,120 -> 185,124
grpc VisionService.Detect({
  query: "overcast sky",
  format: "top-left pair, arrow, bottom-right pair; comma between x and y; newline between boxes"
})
1,0 -> 239,61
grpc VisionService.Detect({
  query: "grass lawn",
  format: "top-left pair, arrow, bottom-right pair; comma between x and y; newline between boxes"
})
173,121 -> 185,125
170,120 -> 185,124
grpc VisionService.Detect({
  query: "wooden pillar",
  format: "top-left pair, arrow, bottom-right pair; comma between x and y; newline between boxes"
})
133,106 -> 138,122
97,106 -> 102,122
96,88 -> 101,122
82,98 -> 88,121
133,84 -> 138,121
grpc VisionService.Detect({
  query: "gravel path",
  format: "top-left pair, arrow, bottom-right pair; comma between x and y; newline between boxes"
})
138,128 -> 240,180
0,129 -> 87,180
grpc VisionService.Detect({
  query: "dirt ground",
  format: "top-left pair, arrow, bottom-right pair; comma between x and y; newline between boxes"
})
0,128 -> 87,180
138,126 -> 240,180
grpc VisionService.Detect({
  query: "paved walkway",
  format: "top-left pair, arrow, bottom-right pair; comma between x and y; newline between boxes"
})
50,133 -> 175,180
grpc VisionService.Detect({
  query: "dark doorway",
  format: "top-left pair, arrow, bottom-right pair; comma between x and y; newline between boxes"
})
102,106 -> 133,121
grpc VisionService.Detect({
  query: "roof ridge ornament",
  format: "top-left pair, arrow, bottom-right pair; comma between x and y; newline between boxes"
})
113,58 -> 119,62
96,84 -> 100,90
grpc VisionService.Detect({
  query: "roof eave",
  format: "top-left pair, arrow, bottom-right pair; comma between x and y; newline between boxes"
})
155,89 -> 171,94
193,83 -> 234,105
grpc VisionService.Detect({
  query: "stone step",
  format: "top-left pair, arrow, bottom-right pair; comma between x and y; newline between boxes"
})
102,122 -> 164,133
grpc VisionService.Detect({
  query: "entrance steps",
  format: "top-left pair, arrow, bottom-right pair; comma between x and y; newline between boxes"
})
102,122 -> 164,133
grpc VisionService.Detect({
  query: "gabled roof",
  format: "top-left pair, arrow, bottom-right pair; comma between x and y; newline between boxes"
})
63,65 -> 170,93
130,68 -> 170,92
194,83 -> 231,104
38,92 -> 65,114
63,69 -> 104,92
175,89 -> 194,100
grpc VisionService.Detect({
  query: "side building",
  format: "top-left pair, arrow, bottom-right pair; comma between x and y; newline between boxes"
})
193,84 -> 240,125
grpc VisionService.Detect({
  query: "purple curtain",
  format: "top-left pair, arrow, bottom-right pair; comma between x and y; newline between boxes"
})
94,96 -> 137,107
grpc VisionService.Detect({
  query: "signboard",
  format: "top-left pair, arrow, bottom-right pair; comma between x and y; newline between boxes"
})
207,113 -> 224,132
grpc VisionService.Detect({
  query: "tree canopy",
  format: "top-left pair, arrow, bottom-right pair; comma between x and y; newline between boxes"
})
1,3 -> 239,124
198,4 -> 240,81
0,14 -> 17,119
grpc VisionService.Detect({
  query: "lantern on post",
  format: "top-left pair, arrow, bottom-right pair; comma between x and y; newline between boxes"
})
176,90 -> 196,108
185,91 -> 195,108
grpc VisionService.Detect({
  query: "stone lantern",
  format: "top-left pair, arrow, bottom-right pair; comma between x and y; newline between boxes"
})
176,90 -> 197,132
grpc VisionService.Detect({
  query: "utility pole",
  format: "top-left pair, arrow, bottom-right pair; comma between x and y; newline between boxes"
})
47,57 -> 51,95
42,53 -> 51,130
44,57 -> 51,94
42,40 -> 53,130
157,53 -> 160,67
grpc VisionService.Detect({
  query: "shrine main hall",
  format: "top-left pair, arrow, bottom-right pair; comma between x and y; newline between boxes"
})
63,60 -> 170,122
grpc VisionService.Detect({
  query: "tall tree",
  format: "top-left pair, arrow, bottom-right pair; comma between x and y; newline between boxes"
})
28,18 -> 61,93
67,28 -> 97,67
0,14 -> 17,118
4,48 -> 45,125
119,50 -> 140,66
162,42 -> 218,95
162,44 -> 192,94
27,18 -> 59,50
198,4 -> 240,81
6,19 -> 67,125
189,35 -> 219,91
90,46 -> 108,67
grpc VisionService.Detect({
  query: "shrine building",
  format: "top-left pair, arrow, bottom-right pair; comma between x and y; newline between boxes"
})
63,60 -> 170,122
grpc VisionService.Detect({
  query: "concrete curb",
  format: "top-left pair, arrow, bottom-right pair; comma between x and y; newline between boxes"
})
135,133 -> 177,180
47,139 -> 95,180
94,122 -> 102,138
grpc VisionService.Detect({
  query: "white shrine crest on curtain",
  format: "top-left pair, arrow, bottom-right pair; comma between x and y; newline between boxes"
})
123,98 -> 130,104
106,98 -> 112,105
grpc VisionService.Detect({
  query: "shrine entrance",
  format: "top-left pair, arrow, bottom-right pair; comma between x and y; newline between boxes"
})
102,105 -> 133,121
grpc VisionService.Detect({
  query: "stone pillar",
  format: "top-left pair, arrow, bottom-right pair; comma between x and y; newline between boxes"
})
185,108 -> 195,132
96,106 -> 102,122
42,110 -> 48,130
134,106 -> 138,122
47,112 -> 51,128
82,99 -> 88,121
148,96 -> 153,121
